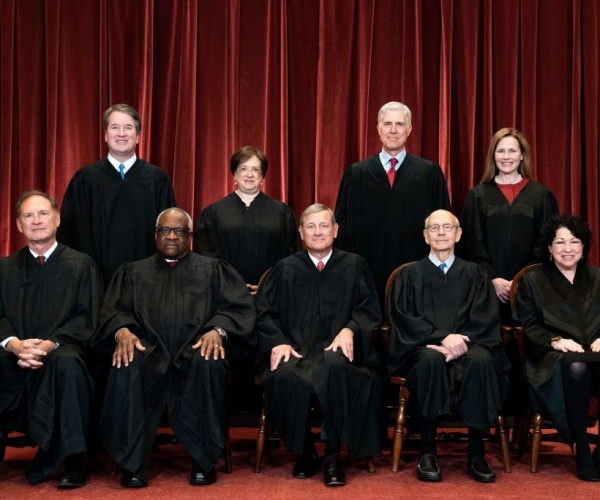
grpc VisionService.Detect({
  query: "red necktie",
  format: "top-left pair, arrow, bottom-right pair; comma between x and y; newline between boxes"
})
169,261 -> 177,267
317,261 -> 324,272
388,158 -> 398,186
37,256 -> 45,267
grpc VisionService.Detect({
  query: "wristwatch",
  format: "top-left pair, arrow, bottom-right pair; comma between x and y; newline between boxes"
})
214,327 -> 227,339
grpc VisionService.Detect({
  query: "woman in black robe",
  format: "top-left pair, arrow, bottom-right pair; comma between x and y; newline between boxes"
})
194,146 -> 301,408
515,214 -> 600,481
460,128 -> 559,322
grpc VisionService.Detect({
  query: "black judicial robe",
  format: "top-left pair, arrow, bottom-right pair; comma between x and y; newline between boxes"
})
334,153 -> 451,301
460,180 -> 558,281
387,258 -> 509,430
515,263 -> 600,443
256,249 -> 382,457
194,191 -> 301,286
0,244 -> 103,482
92,252 -> 255,477
58,158 -> 176,283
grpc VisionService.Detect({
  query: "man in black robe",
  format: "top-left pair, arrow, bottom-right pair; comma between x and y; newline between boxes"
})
92,208 -> 255,488
58,103 -> 176,284
387,209 -> 509,483
334,101 -> 450,303
257,204 -> 382,487
0,191 -> 103,489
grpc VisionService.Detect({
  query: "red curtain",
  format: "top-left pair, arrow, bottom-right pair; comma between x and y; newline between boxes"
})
1,0 -> 599,262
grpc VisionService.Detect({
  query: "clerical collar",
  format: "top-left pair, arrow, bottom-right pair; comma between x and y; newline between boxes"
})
380,149 -> 407,173
29,240 -> 58,261
307,249 -> 332,269
428,252 -> 455,271
108,154 -> 137,174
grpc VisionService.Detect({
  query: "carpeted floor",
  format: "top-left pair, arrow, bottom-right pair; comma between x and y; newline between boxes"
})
1,427 -> 599,499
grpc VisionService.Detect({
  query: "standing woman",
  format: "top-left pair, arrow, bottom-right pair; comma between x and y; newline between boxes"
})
194,146 -> 301,295
460,128 -> 559,321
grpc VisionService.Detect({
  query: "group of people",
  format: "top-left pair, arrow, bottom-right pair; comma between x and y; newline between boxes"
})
1,100 -> 598,492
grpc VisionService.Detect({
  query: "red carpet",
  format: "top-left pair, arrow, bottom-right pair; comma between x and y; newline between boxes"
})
1,427 -> 598,499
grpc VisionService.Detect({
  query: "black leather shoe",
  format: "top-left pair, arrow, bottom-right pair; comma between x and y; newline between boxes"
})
467,456 -> 496,483
190,461 -> 217,485
577,454 -> 600,482
292,453 -> 318,479
323,455 -> 346,487
57,453 -> 88,489
120,471 -> 148,488
417,454 -> 441,482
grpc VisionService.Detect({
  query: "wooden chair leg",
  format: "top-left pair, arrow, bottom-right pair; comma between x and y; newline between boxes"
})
254,408 -> 267,473
392,385 -> 409,472
223,430 -> 233,474
531,412 -> 543,473
496,414 -> 511,472
366,456 -> 376,473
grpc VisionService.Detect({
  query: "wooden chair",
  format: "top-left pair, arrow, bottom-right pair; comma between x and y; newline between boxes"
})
381,262 -> 511,473
253,268 -> 376,474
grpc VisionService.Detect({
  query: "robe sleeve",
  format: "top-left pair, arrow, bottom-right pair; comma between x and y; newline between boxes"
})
531,188 -> 559,262
333,165 -> 355,252
156,169 -> 176,210
460,188 -> 497,279
203,260 -> 256,344
256,262 -> 293,354
282,204 -> 302,256
193,206 -> 220,257
58,172 -> 95,256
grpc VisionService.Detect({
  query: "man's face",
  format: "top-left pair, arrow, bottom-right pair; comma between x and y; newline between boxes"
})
155,211 -> 192,260
16,195 -> 60,246
423,210 -> 462,253
377,109 -> 412,156
104,111 -> 139,161
299,210 -> 338,254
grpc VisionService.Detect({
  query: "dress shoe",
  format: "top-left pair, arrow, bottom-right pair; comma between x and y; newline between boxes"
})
416,454 -> 441,482
323,454 -> 346,487
120,470 -> 148,488
292,453 -> 318,479
190,461 -> 217,485
467,456 -> 496,483
57,453 -> 88,489
576,454 -> 600,482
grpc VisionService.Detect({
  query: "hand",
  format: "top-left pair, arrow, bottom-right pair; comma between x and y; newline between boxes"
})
192,330 -> 225,360
270,344 -> 302,371
246,283 -> 259,296
492,278 -> 512,303
591,338 -> 600,353
324,328 -> 354,362
7,338 -> 54,370
113,328 -> 146,368
437,333 -> 470,360
551,338 -> 584,353
426,344 -> 456,362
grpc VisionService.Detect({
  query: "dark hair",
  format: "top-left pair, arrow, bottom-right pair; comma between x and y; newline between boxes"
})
538,213 -> 592,264
230,146 -> 268,177
15,190 -> 58,217
480,128 -> 532,183
103,103 -> 142,133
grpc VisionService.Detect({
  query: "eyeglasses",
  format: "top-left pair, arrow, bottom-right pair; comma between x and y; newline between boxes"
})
156,226 -> 190,237
426,224 -> 458,233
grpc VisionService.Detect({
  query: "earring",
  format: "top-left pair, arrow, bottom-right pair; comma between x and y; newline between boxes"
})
550,255 -> 553,261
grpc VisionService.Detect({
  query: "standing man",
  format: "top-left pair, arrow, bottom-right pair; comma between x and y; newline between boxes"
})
59,103 -> 176,284
387,209 -> 509,483
0,191 -> 103,489
335,101 -> 451,302
257,204 -> 382,487
92,208 -> 255,488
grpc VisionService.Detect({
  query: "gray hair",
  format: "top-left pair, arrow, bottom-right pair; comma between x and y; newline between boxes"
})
299,203 -> 336,226
424,210 -> 460,228
377,101 -> 412,127
156,208 -> 193,231
15,190 -> 58,217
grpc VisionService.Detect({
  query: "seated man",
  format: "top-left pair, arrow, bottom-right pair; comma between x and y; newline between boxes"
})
0,191 -> 103,489
92,208 -> 255,488
256,203 -> 382,487
387,209 -> 510,483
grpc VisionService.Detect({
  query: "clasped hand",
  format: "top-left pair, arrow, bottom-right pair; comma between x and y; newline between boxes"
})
427,333 -> 470,362
7,338 -> 55,369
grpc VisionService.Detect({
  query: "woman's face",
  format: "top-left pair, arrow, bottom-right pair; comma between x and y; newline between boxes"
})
549,226 -> 583,273
233,155 -> 263,195
494,136 -> 523,177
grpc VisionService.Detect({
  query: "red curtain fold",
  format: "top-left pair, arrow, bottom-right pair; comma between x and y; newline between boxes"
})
1,0 -> 599,263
